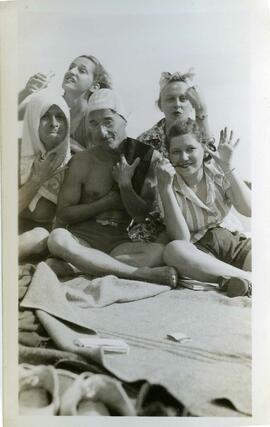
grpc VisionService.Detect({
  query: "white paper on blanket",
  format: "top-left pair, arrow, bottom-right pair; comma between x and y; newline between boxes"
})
74,337 -> 129,354
167,332 -> 191,343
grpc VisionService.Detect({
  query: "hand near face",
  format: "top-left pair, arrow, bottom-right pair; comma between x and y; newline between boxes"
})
25,72 -> 54,97
205,127 -> 240,172
156,159 -> 176,189
185,85 -> 207,116
112,154 -> 140,186
31,152 -> 64,185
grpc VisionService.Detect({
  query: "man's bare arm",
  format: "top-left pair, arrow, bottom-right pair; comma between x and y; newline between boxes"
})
118,181 -> 152,222
56,155 -> 123,225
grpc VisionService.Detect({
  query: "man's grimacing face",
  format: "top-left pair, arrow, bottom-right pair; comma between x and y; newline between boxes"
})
87,109 -> 127,152
38,104 -> 68,151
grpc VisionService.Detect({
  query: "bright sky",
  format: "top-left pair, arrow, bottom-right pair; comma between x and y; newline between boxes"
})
17,0 -> 258,195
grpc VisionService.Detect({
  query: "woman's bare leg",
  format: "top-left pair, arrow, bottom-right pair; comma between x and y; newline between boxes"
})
163,240 -> 251,282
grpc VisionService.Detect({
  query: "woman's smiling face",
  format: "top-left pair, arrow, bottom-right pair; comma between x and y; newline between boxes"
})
38,104 -> 68,151
62,56 -> 96,96
169,133 -> 205,178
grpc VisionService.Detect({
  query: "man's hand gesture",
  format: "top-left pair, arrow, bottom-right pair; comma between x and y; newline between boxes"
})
112,154 -> 140,186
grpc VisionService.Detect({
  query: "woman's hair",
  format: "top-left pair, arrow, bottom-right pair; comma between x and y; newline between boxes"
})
157,71 -> 194,110
80,55 -> 112,89
167,118 -> 216,162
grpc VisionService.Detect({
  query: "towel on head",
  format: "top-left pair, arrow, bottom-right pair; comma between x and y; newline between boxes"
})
20,90 -> 71,211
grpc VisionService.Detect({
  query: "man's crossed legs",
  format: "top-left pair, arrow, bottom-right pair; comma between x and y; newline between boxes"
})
47,228 -> 178,287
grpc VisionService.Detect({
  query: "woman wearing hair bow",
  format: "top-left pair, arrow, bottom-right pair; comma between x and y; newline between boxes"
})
19,90 -> 71,259
131,70 -> 245,244
138,70 -> 211,157
128,71 -> 212,243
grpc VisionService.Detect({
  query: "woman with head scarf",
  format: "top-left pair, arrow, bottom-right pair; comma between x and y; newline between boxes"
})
133,70 -> 245,243
19,90 -> 71,259
128,70 -> 211,243
137,70 -> 211,157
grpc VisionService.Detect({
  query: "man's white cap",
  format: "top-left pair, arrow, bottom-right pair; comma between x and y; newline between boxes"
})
87,89 -> 127,121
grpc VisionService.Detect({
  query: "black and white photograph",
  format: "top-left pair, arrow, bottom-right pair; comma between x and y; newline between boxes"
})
1,0 -> 270,424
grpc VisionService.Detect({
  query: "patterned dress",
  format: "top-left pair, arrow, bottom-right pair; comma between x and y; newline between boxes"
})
137,118 -> 169,158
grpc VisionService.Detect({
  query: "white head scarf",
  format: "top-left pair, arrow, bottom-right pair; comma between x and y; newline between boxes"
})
20,90 -> 71,211
159,69 -> 195,93
87,88 -> 127,121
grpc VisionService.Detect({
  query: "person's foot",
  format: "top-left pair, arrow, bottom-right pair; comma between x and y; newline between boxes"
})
133,266 -> 178,288
218,276 -> 252,298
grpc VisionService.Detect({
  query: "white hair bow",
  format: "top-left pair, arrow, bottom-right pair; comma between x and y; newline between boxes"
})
159,69 -> 195,91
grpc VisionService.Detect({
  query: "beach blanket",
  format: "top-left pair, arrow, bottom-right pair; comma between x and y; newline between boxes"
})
21,262 -> 251,416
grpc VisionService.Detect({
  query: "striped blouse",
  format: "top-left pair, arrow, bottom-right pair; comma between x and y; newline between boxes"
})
170,163 -> 232,243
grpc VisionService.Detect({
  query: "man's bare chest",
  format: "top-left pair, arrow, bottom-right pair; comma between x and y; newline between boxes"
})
81,159 -> 115,202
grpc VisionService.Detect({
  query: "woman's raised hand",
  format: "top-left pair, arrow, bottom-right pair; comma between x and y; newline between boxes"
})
31,153 -> 63,185
205,127 -> 240,172
156,159 -> 175,189
24,72 -> 55,97
185,85 -> 207,118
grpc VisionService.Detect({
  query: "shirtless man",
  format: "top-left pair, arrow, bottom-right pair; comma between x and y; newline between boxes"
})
48,89 -> 177,287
